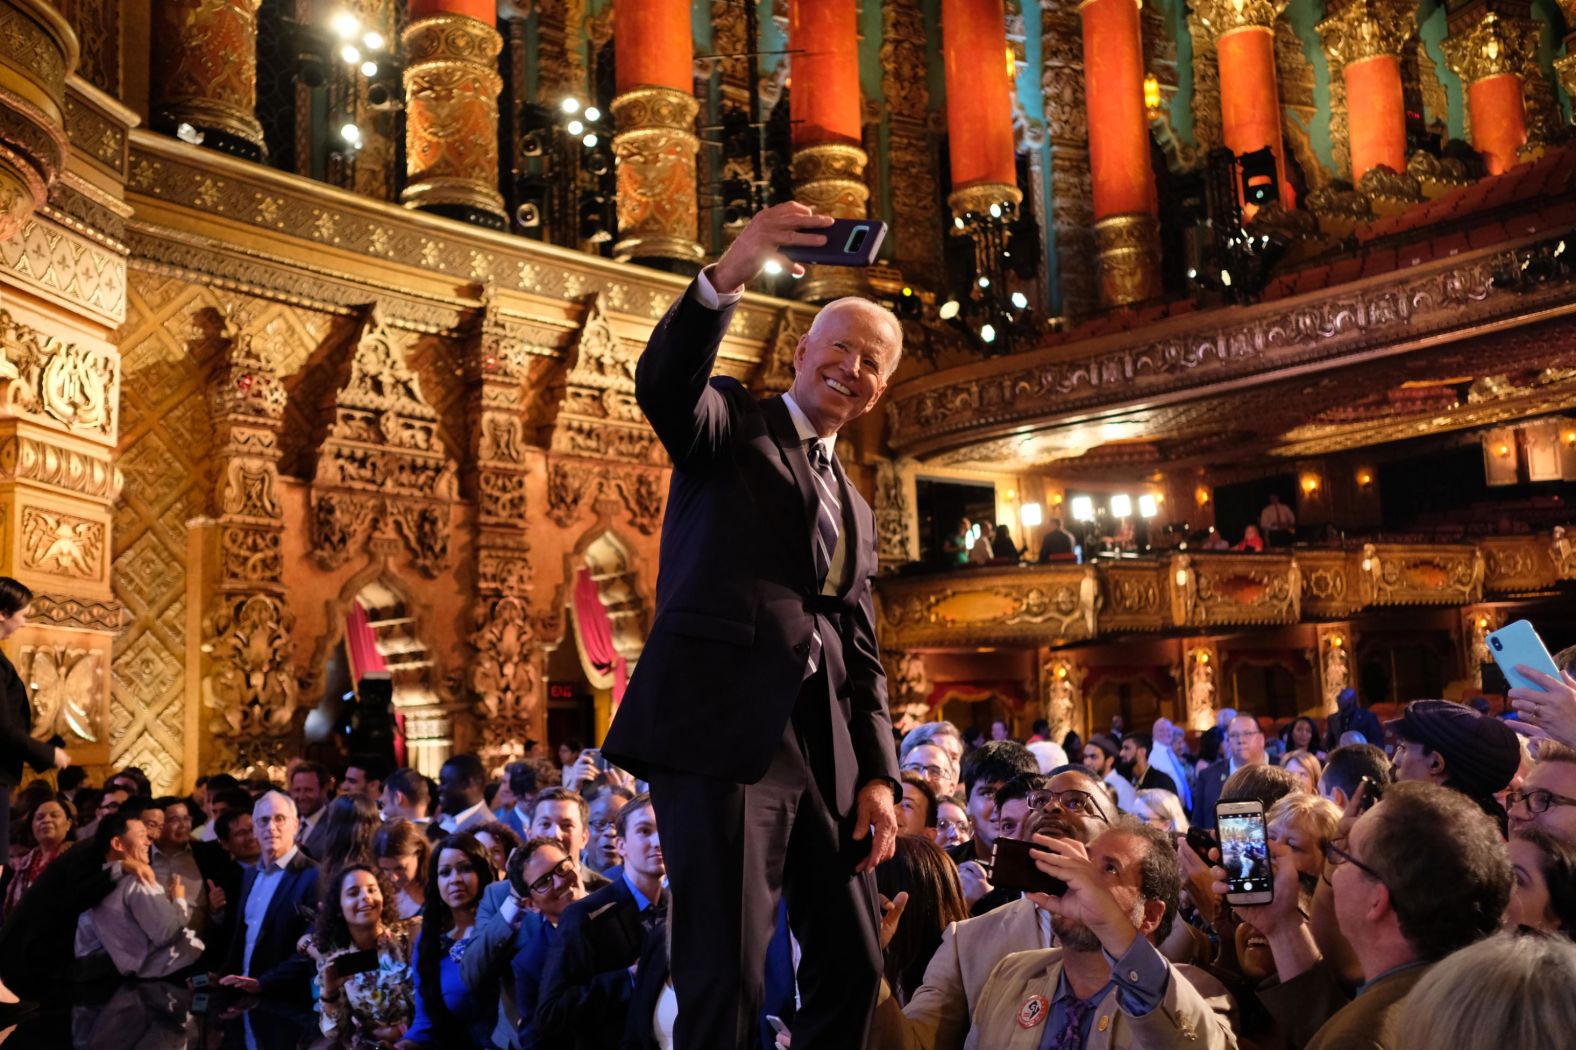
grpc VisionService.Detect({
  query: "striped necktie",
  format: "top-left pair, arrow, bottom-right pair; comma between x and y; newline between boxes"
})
805,440 -> 840,676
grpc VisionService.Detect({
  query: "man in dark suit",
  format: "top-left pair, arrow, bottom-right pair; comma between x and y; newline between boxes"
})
218,791 -> 319,1001
1192,714 -> 1268,829
602,202 -> 901,1050
535,794 -> 666,1049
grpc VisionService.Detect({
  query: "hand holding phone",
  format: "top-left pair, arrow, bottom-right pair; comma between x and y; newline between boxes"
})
1488,620 -> 1561,693
991,837 -> 1068,897
1185,826 -> 1218,864
779,219 -> 887,267
1216,801 -> 1273,905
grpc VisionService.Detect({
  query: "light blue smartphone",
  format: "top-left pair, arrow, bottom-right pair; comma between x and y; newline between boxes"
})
1487,619 -> 1562,693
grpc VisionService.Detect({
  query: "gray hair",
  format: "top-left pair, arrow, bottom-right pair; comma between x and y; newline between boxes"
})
900,721 -> 963,762
253,789 -> 298,821
1397,932 -> 1576,1050
808,297 -> 904,381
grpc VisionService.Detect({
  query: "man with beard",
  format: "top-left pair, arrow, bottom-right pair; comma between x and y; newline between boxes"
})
961,821 -> 1235,1049
867,766 -> 1116,1050
1119,733 -> 1177,795
1082,735 -> 1138,813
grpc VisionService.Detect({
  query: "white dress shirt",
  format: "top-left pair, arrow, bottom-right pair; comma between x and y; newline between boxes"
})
242,845 -> 300,974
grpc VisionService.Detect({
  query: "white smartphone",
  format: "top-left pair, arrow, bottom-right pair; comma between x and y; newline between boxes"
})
1216,800 -> 1273,905
1488,620 -> 1562,693
766,1014 -> 790,1037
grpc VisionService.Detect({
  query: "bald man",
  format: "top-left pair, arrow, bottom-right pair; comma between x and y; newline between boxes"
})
605,202 -> 903,1050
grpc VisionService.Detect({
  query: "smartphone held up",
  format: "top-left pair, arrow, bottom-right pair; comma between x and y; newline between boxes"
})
1216,800 -> 1273,905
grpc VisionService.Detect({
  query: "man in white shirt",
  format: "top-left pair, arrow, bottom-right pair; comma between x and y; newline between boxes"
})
1260,493 -> 1296,542
437,752 -> 491,835
74,812 -> 204,979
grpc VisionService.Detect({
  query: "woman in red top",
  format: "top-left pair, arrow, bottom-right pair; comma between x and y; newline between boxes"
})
2,793 -> 75,921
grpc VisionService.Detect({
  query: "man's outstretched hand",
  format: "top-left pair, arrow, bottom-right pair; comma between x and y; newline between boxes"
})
852,781 -> 898,874
710,202 -> 833,292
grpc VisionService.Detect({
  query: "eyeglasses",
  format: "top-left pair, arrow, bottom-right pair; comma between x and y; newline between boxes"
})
1227,730 -> 1263,742
1506,789 -> 1576,815
588,820 -> 614,835
902,762 -> 948,781
528,859 -> 576,896
1323,837 -> 1385,886
936,819 -> 971,836
1026,789 -> 1111,823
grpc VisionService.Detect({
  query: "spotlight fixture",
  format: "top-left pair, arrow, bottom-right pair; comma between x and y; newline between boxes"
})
939,195 -> 1035,353
937,299 -> 961,321
561,97 -> 581,114
567,120 -> 584,136
330,10 -> 360,40
584,106 -> 601,122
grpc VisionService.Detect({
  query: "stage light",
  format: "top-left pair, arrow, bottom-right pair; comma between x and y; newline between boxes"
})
1220,269 -> 1233,287
341,44 -> 361,65
582,133 -> 598,148
978,276 -> 990,288
584,106 -> 601,122
1138,494 -> 1158,518
360,60 -> 377,77
1110,493 -> 1133,518
938,299 -> 961,321
979,323 -> 997,344
561,97 -> 581,114
1071,496 -> 1095,522
989,203 -> 1002,218
175,122 -> 204,145
362,30 -> 384,50
567,120 -> 584,135
330,11 -> 360,40
1020,502 -> 1043,528
1010,291 -> 1028,309
340,122 -> 362,149
953,216 -> 965,230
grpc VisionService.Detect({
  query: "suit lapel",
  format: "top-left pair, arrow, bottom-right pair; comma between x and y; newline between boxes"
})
763,397 -> 819,585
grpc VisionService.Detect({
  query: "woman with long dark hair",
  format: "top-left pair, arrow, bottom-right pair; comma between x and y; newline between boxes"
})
0,577 -> 68,1005
874,835 -> 970,1004
315,794 -> 382,888
373,818 -> 430,920
396,832 -> 509,1048
307,862 -> 420,1043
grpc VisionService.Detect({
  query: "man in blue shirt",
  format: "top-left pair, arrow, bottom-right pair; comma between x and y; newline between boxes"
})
961,821 -> 1235,1049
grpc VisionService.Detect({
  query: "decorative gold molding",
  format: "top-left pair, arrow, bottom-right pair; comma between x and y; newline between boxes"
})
610,86 -> 703,266
1443,11 -> 1538,86
1093,212 -> 1163,308
947,182 -> 1023,220
1359,543 -> 1483,605
1190,0 -> 1289,38
1317,0 -> 1414,68
27,590 -> 123,631
400,13 -> 506,226
0,0 -> 79,241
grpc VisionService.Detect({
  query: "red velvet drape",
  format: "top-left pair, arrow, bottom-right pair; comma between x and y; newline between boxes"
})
573,568 -> 628,705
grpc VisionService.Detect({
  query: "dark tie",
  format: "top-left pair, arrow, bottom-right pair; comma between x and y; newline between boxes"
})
806,441 -> 841,675
1043,993 -> 1097,1050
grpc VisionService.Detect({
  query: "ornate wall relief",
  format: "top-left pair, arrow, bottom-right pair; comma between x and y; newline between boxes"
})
1040,654 -> 1087,742
0,308 -> 117,438
202,592 -> 298,775
20,641 -> 102,742
537,292 -> 658,464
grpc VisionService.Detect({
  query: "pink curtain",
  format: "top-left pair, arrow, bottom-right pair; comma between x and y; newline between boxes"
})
344,601 -> 389,679
572,568 -> 628,704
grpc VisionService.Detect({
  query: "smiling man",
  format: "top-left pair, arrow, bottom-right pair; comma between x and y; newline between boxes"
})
603,201 -> 903,1050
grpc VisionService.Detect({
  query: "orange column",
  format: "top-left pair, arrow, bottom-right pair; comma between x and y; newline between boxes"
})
1216,25 -> 1293,209
400,0 -> 506,227
1445,11 -> 1535,176
941,0 -> 1020,215
610,0 -> 701,267
789,0 -> 869,301
1081,0 -> 1161,306
1317,0 -> 1412,183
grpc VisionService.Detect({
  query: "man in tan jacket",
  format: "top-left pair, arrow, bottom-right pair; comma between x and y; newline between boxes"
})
960,822 -> 1236,1050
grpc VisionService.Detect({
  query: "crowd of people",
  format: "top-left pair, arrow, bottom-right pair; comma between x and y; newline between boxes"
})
5,657 -> 1576,1047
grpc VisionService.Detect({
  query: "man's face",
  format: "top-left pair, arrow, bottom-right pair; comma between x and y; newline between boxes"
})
115,819 -> 152,865
97,788 -> 129,819
898,783 -> 933,838
585,795 -> 623,871
990,722 -> 1009,741
995,797 -> 1031,841
616,804 -> 664,882
289,772 -> 326,818
1082,746 -> 1111,776
159,803 -> 193,851
1509,761 -> 1576,839
1227,717 -> 1267,765
253,795 -> 299,863
1036,771 -> 1114,844
1390,738 -> 1439,785
439,765 -> 478,815
521,844 -> 583,924
967,779 -> 1006,851
901,744 -> 956,799
139,807 -> 165,843
532,800 -> 588,861
1331,805 -> 1387,945
221,814 -> 261,863
1118,739 -> 1142,771
1049,830 -> 1150,949
342,766 -> 380,801
787,303 -> 899,436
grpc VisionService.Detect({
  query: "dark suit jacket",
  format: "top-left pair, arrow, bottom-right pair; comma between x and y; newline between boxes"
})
536,876 -> 653,1050
1259,958 -> 1431,1050
0,836 -> 117,984
0,648 -> 52,788
223,850 -> 319,1000
1192,759 -> 1232,829
620,923 -> 669,1050
603,283 -> 900,817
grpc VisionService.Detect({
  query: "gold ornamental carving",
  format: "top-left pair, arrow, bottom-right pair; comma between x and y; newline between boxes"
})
26,591 -> 123,631
1093,212 -> 1163,308
1315,625 -> 1353,713
400,13 -> 507,226
21,505 -> 103,579
0,0 -> 77,241
149,0 -> 266,156
545,458 -> 664,535
540,292 -> 659,463
469,594 -> 542,756
21,642 -> 101,743
1317,0 -> 1414,69
1298,548 -> 1360,617
0,435 -> 119,499
1040,656 -> 1086,742
610,87 -> 703,266
0,309 -> 117,437
887,650 -> 932,729
1359,543 -> 1484,605
874,459 -> 915,568
201,592 -> 299,774
882,0 -> 945,287
1191,0 -> 1289,38
1480,534 -> 1558,592
1443,12 -> 1537,86
1180,639 -> 1221,731
947,182 -> 1024,221
876,565 -> 1099,648
1169,553 -> 1300,628
1556,51 -> 1576,104
790,143 -> 870,303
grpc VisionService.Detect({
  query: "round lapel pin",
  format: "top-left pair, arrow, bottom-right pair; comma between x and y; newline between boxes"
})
1017,994 -> 1049,1029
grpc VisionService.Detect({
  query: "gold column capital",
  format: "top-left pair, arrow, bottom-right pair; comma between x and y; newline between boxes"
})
1093,212 -> 1162,308
150,0 -> 266,159
946,182 -> 1023,220
791,142 -> 870,302
610,86 -> 703,266
1443,11 -> 1538,85
1317,0 -> 1414,68
1191,0 -> 1290,39
1555,33 -> 1576,101
0,0 -> 78,241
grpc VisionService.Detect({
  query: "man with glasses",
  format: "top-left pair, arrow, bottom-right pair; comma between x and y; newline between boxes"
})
1387,698 -> 1521,832
1193,715 -> 1268,829
869,767 -> 1115,1050
508,837 -> 588,1050
1508,740 -> 1576,840
1221,781 -> 1510,1050
901,741 -> 959,801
